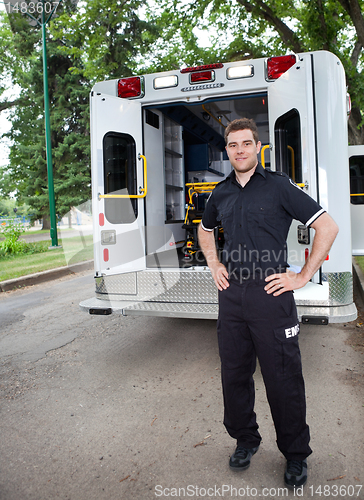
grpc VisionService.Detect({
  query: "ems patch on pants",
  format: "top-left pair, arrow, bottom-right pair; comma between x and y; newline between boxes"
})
274,321 -> 302,378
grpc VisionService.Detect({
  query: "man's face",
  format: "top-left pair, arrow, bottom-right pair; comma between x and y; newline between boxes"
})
225,129 -> 261,174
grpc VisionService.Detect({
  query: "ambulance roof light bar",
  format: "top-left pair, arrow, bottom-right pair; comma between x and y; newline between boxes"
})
190,70 -> 215,84
180,63 -> 224,73
266,54 -> 296,80
227,65 -> 254,79
154,75 -> 178,89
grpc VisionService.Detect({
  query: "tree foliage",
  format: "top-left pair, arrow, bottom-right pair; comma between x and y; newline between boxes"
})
52,0 -> 159,80
0,0 -> 159,225
149,0 -> 364,144
0,0 -> 364,228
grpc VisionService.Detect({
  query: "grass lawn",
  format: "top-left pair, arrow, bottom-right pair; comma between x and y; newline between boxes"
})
1,231 -> 363,284
1,227 -> 77,241
356,255 -> 364,276
20,229 -> 71,237
0,234 -> 93,282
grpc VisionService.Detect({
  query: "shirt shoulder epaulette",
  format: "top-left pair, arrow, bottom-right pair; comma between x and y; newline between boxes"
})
265,168 -> 308,196
265,169 -> 296,188
265,168 -> 288,178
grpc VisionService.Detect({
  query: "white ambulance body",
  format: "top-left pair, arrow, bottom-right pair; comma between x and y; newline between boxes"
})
349,145 -> 364,255
80,50 -> 358,323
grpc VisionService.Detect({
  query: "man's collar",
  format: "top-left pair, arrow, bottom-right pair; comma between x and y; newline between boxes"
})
227,162 -> 266,181
255,163 -> 266,178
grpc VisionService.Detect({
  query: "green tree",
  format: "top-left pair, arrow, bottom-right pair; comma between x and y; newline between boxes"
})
0,0 -> 159,226
0,198 -> 16,216
0,2 -> 90,227
52,0 -> 159,81
150,0 -> 364,144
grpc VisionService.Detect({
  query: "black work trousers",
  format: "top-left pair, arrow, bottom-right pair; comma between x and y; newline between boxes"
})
217,278 -> 312,461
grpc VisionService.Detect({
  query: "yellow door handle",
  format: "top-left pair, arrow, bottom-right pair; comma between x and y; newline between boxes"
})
99,154 -> 147,199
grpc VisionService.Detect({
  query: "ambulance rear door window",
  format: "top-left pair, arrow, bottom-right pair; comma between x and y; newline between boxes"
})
103,132 -> 138,224
350,156 -> 364,205
274,109 -> 302,184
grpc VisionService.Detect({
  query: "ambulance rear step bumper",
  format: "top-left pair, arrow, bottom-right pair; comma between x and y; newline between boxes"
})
80,297 -> 357,323
79,297 -> 218,319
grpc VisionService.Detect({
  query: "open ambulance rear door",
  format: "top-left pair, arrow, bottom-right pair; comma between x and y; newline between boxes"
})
90,92 -> 146,278
268,52 -> 356,323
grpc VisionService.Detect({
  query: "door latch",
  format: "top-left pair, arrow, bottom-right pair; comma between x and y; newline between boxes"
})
297,225 -> 310,245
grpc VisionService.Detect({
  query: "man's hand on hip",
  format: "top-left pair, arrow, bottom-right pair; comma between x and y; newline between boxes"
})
264,270 -> 307,296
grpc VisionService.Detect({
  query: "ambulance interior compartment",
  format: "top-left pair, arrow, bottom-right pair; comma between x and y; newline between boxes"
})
103,92 -> 303,268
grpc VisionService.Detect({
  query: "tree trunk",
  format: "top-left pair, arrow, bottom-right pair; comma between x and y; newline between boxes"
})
42,216 -> 50,230
348,106 -> 364,145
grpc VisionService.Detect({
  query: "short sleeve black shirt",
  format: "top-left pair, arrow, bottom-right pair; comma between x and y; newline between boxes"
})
201,164 -> 325,277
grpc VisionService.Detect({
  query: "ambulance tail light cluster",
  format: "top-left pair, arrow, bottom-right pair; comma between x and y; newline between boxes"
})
181,63 -> 223,84
227,65 -> 254,79
190,70 -> 215,83
347,93 -> 351,117
180,63 -> 224,73
118,76 -> 144,98
154,75 -> 178,89
266,55 -> 296,80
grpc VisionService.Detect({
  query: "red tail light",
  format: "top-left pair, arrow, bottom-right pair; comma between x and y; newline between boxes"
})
181,63 -> 223,74
266,55 -> 296,80
190,70 -> 214,83
118,76 -> 143,98
103,248 -> 109,262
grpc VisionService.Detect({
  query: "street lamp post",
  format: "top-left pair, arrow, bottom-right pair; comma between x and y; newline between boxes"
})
4,0 -> 62,247
41,5 -> 59,247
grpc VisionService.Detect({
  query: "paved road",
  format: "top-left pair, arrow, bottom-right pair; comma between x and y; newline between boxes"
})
0,272 -> 363,500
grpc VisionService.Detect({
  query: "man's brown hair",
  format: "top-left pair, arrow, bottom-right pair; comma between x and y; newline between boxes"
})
224,118 -> 259,145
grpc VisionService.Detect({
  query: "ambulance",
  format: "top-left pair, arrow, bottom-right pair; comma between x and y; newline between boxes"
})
80,50 -> 360,323
349,145 -> 364,256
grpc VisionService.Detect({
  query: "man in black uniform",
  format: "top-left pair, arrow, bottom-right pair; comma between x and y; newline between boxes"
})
198,118 -> 338,489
